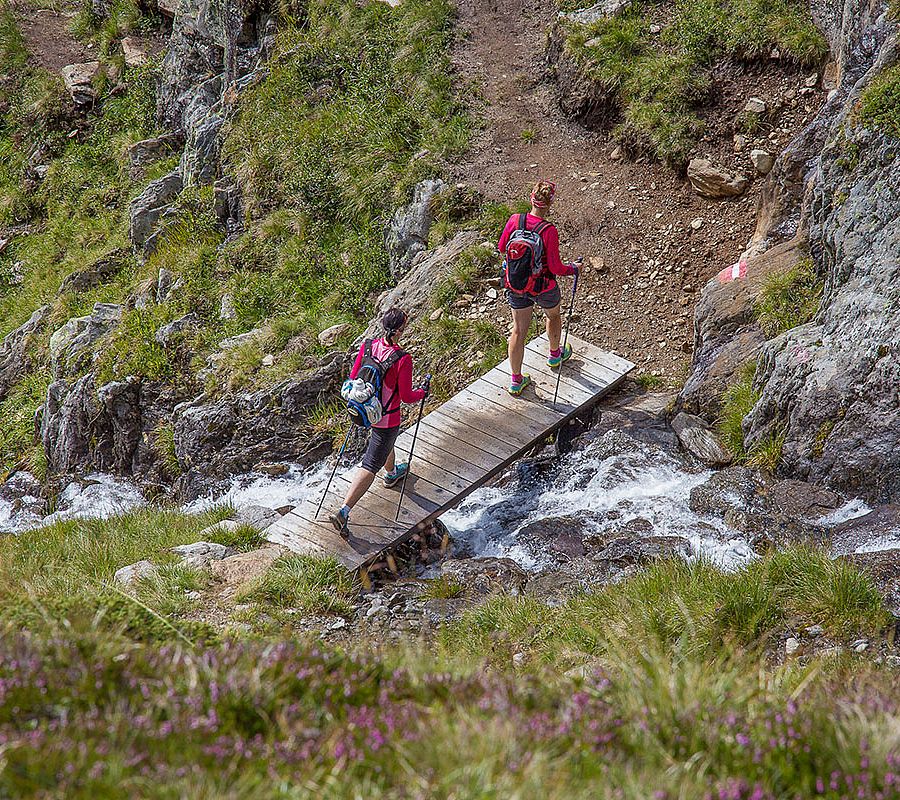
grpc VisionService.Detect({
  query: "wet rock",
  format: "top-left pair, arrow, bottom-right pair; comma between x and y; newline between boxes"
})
594,535 -> 691,564
750,148 -> 775,175
579,389 -> 680,452
671,411 -> 733,466
125,133 -> 183,180
0,305 -> 50,402
363,231 -> 480,339
516,515 -> 595,559
58,250 -> 127,294
688,466 -> 842,548
62,61 -> 101,105
172,541 -> 231,567
115,560 -> 158,586
210,546 -> 284,590
0,471 -> 48,521
173,351 -> 350,492
830,505 -> 900,555
677,237 -> 807,418
440,557 -> 528,596
385,178 -> 445,278
155,312 -> 200,346
317,323 -> 352,347
687,158 -> 749,199
129,170 -> 183,251
841,548 -> 900,611
49,303 -> 122,377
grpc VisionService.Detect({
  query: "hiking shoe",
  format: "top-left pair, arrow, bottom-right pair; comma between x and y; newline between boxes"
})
548,343 -> 573,369
384,463 -> 409,488
329,507 -> 350,539
507,374 -> 532,397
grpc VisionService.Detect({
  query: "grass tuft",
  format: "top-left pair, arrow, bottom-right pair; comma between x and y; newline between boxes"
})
857,63 -> 900,138
754,258 -> 823,337
716,362 -> 758,458
238,554 -> 357,616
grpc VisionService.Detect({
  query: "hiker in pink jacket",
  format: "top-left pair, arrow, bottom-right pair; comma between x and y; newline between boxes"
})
498,181 -> 582,396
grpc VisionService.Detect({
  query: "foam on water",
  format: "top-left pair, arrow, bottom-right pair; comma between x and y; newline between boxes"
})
443,435 -> 756,571
818,498 -> 871,526
183,461 -> 333,514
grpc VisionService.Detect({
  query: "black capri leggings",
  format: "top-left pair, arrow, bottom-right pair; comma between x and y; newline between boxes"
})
361,425 -> 400,473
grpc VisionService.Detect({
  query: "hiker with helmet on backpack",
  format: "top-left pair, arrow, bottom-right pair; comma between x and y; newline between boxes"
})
329,308 -> 430,537
498,180 -> 582,396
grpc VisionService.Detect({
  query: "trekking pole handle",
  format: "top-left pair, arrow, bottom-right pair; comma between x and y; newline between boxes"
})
423,374 -> 432,395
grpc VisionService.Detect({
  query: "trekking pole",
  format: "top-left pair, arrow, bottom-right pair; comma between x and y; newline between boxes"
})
396,374 -> 431,522
552,267 -> 580,409
315,425 -> 353,519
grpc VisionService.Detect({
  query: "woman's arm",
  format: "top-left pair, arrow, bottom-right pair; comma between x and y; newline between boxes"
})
497,215 -> 516,255
542,225 -> 577,277
396,355 -> 425,404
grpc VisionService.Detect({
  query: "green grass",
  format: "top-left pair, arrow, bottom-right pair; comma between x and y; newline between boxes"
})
858,63 -> 900,137
746,427 -> 786,471
634,372 -> 667,390
0,371 -> 50,476
754,257 -> 823,337
440,547 -> 891,666
430,245 -> 497,308
564,0 -> 828,165
716,362 -> 759,457
238,553 -> 357,616
420,574 -> 465,599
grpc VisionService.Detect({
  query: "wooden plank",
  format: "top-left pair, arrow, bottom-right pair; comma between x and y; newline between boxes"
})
526,335 -> 635,374
413,424 -> 505,471
420,414 -> 521,459
456,382 -> 566,427
295,501 -> 403,545
394,433 -> 487,485
482,364 -> 599,407
330,473 -> 441,518
427,402 -> 550,449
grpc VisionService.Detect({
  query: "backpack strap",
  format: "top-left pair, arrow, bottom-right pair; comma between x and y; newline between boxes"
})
533,220 -> 551,236
518,212 -> 527,231
380,349 -> 407,415
363,338 -> 373,358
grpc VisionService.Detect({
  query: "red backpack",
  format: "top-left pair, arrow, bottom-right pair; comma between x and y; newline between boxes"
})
502,213 -> 551,295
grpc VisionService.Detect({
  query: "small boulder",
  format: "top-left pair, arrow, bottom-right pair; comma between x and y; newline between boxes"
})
155,313 -> 200,346
785,637 -> 800,655
440,557 -> 527,596
750,149 -> 775,175
317,323 -> 352,347
687,158 -> 749,199
128,170 -> 183,251
114,560 -> 157,586
671,411 -> 733,466
744,97 -> 767,114
121,37 -> 148,67
171,541 -> 230,567
62,62 -> 101,105
125,133 -> 182,180
234,504 -> 281,530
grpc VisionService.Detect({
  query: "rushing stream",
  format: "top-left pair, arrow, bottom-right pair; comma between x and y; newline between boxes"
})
1,433 -> 896,568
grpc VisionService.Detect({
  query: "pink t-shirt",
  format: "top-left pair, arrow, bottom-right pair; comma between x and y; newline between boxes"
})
497,213 -> 577,293
349,338 -> 425,429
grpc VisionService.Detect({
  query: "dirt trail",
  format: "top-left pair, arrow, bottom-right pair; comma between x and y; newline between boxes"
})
451,0 -> 777,381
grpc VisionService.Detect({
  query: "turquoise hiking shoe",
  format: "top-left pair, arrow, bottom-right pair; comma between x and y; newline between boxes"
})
384,463 -> 409,488
329,507 -> 350,539
548,343 -> 573,369
507,374 -> 532,397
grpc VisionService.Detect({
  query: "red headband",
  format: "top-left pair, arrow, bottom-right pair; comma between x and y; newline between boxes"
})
530,182 -> 557,208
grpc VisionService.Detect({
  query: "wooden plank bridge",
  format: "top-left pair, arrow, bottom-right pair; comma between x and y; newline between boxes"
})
264,333 -> 635,572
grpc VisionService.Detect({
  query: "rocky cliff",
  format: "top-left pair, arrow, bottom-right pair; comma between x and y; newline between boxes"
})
681,0 -> 899,502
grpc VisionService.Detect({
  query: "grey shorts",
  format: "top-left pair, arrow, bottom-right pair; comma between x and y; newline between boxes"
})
506,286 -> 561,311
361,425 -> 400,473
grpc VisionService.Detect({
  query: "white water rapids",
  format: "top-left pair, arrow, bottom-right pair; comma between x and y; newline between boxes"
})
0,434 -> 896,567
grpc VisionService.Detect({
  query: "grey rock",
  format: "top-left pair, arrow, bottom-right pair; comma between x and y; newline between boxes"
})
744,97 -> 767,114
851,638 -> 869,652
209,546 -> 284,588
677,237 -> 807,418
687,158 -> 749,199
155,312 -> 200,346
171,541 -> 230,567
750,148 -> 775,175
440,557 -> 528,596
219,292 -> 237,320
688,466 -> 843,549
594,535 -> 692,565
363,231 -> 480,339
804,624 -> 824,637
61,61 -> 101,105
830,505 -> 900,555
173,351 -> 350,492
156,268 -> 174,303
671,411 -> 733,466
558,0 -> 631,25
181,111 -> 224,186
59,250 -> 127,294
785,636 -> 800,655
0,305 -> 50,402
121,36 -> 148,67
125,133 -> 183,179
317,323 -> 352,347
115,560 -> 157,586
49,303 -> 122,378
129,170 -> 183,251
233,504 -> 281,530
213,177 -> 243,236
385,179 -> 445,278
